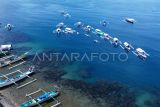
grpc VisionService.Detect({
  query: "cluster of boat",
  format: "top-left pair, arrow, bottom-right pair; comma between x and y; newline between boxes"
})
0,44 -> 61,107
53,11 -> 148,60
93,28 -> 149,60
0,44 -> 31,87
53,22 -> 79,35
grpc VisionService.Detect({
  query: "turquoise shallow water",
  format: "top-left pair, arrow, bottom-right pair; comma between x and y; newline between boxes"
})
0,0 -> 160,89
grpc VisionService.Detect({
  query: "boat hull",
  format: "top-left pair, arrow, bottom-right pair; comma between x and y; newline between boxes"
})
0,55 -> 26,68
20,91 -> 60,107
0,70 -> 34,88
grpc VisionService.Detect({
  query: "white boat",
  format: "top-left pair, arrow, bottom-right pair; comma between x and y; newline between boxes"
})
5,24 -> 14,31
135,48 -> 149,59
111,37 -> 121,47
55,28 -> 62,34
84,25 -> 92,33
95,29 -> 104,36
0,44 -> 12,51
125,18 -> 136,24
103,33 -> 112,40
0,66 -> 35,88
64,27 -> 75,34
122,42 -> 133,51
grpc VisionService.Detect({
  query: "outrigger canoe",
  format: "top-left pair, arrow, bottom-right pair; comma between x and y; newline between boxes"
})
0,66 -> 35,88
20,91 -> 60,107
0,52 -> 28,68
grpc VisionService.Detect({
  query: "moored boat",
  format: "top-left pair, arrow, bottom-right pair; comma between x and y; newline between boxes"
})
20,91 -> 60,107
135,48 -> 149,59
84,25 -> 93,33
0,66 -> 35,88
0,44 -> 12,51
64,27 -> 75,34
0,52 -> 28,68
103,33 -> 112,40
74,21 -> 83,28
55,28 -> 62,34
111,37 -> 121,47
125,18 -> 136,24
95,29 -> 104,36
5,24 -> 14,31
122,42 -> 134,52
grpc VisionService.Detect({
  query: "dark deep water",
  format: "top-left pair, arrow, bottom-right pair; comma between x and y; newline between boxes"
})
0,0 -> 160,106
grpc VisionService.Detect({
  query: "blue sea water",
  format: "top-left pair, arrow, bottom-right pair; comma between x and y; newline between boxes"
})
0,0 -> 160,90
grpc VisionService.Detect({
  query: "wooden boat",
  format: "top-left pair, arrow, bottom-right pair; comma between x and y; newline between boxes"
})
20,91 -> 60,107
0,66 -> 35,88
0,52 -> 28,68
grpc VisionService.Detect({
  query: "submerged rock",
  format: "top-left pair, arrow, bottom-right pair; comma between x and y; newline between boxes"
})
61,80 -> 137,107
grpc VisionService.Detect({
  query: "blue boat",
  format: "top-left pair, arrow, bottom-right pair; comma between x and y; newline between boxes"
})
20,91 -> 60,107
